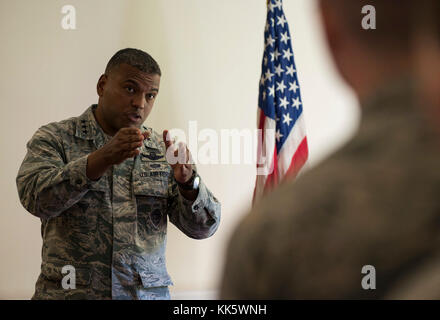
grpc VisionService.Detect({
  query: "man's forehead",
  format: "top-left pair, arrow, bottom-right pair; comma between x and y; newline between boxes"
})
111,63 -> 160,88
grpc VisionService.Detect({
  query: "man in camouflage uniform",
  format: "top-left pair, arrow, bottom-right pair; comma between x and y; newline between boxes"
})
16,48 -> 221,300
221,0 -> 440,299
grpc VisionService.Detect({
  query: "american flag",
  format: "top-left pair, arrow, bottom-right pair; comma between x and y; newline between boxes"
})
254,0 -> 308,201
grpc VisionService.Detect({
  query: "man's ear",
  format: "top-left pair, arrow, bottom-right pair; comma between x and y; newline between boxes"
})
97,74 -> 107,97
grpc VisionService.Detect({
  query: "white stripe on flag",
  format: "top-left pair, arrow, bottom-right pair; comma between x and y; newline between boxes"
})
254,112 -> 276,200
277,113 -> 307,176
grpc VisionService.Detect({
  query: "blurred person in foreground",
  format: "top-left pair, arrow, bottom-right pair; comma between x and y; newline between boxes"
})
385,0 -> 440,298
413,1 -> 440,127
221,0 -> 440,299
16,48 -> 220,300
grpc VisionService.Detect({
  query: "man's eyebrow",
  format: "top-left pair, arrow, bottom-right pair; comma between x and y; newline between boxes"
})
124,79 -> 159,92
124,79 -> 140,87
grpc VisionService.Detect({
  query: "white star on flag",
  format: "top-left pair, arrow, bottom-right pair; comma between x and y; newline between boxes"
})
268,86 -> 275,97
277,14 -> 287,28
274,64 -> 283,77
283,48 -> 293,60
279,96 -> 289,109
265,70 -> 274,82
274,48 -> 281,61
289,80 -> 299,93
282,113 -> 292,126
268,1 -> 276,12
286,65 -> 296,77
270,52 -> 275,62
266,35 -> 275,48
280,31 -> 290,45
276,80 -> 287,93
275,129 -> 283,142
292,97 -> 302,110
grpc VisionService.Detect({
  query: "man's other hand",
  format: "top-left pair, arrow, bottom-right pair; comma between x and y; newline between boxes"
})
163,129 -> 193,184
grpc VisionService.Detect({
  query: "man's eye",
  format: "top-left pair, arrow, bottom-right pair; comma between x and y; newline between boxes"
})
125,86 -> 135,94
147,94 -> 156,100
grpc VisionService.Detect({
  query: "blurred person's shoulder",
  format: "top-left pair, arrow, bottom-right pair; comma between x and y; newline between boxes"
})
223,147 -> 380,298
224,79 -> 440,298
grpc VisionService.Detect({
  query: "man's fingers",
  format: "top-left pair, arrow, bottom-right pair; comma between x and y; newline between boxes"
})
185,146 -> 192,163
163,130 -> 173,149
131,149 -> 140,157
164,131 -> 192,166
119,141 -> 142,152
117,128 -> 143,142
142,131 -> 150,140
172,142 -> 188,164
120,127 -> 142,135
123,134 -> 144,143
128,141 -> 143,150
123,149 -> 140,159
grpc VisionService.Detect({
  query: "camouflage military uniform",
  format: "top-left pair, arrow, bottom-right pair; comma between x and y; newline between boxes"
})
16,105 -> 221,300
221,79 -> 440,299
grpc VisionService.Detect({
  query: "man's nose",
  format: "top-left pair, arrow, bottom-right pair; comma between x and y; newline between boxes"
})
131,93 -> 145,109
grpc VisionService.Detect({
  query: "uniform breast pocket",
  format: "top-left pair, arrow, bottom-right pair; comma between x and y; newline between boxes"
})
133,162 -> 171,235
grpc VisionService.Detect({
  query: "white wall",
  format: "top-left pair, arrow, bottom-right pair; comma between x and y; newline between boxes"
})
0,0 -> 359,299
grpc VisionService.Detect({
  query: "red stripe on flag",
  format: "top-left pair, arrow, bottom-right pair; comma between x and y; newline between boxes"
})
285,137 -> 309,180
263,148 -> 279,192
257,110 -> 266,158
263,136 -> 308,194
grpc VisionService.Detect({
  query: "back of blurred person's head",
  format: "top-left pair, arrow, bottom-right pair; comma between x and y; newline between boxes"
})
318,0 -> 413,101
412,1 -> 440,114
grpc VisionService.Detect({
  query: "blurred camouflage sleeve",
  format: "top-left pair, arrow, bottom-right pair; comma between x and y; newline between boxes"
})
167,170 -> 221,240
16,124 -> 98,219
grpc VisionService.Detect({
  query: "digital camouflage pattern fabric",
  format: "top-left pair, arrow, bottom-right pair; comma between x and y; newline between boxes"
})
17,105 -> 221,300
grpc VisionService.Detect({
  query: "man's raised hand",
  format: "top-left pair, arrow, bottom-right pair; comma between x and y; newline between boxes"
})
100,128 -> 145,165
87,128 -> 150,180
163,129 -> 193,184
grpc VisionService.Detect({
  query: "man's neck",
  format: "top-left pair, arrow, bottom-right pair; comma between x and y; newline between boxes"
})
93,105 -> 115,137
355,55 -> 411,105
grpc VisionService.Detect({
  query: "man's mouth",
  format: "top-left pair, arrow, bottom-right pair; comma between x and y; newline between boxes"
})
126,113 -> 142,123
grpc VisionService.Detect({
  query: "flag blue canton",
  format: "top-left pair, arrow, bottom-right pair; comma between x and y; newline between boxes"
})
259,0 -> 304,152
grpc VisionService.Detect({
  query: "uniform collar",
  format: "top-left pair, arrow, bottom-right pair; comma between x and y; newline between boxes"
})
74,104 -> 103,140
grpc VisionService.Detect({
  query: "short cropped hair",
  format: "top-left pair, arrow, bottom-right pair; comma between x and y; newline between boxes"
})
105,48 -> 161,76
323,0 -> 413,52
414,0 -> 440,41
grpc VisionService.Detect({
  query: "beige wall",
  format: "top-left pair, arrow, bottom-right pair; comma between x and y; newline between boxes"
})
0,0 -> 359,299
